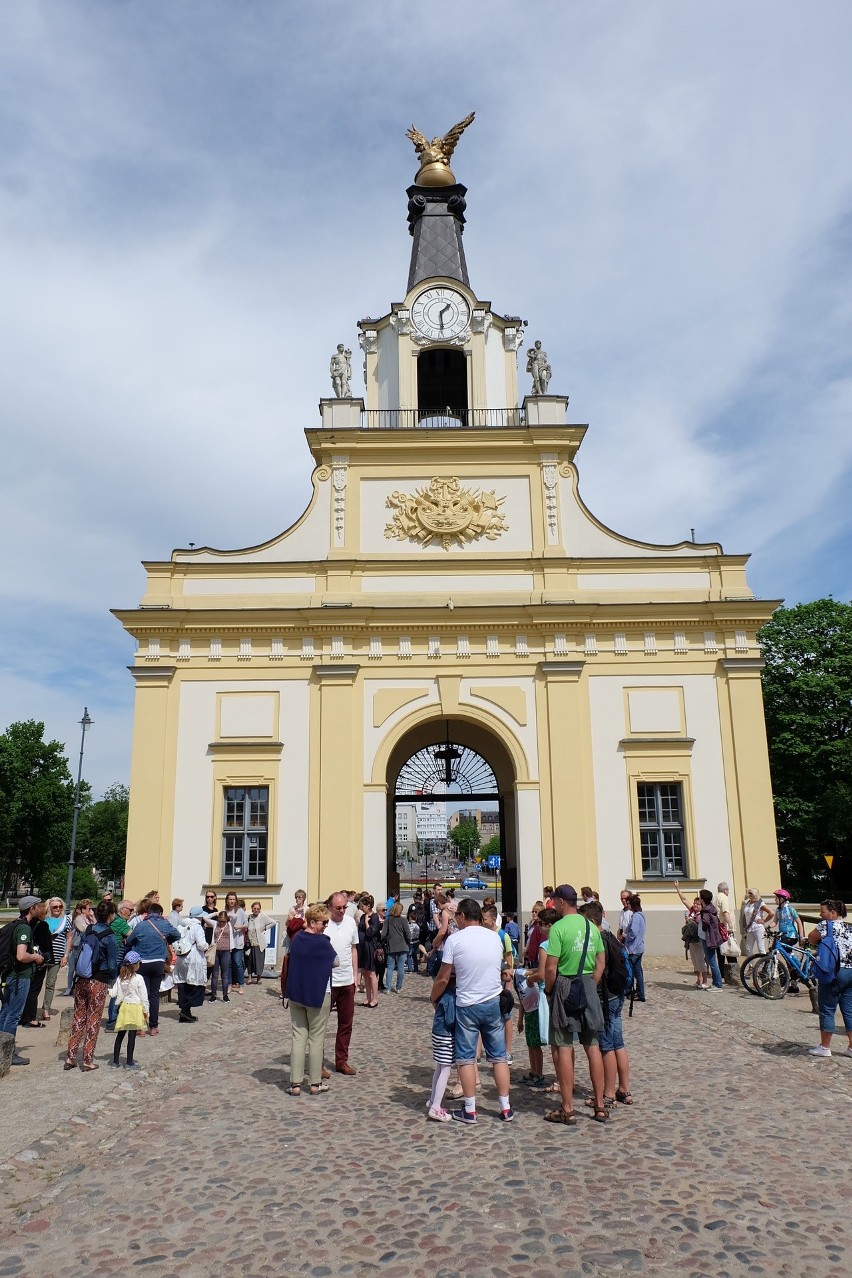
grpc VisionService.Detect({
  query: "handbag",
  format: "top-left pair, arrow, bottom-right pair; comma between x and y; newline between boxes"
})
720,935 -> 741,959
562,920 -> 591,1015
145,916 -> 176,969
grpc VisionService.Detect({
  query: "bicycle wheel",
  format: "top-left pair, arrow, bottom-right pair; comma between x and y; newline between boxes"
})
752,954 -> 790,1000
739,954 -> 764,994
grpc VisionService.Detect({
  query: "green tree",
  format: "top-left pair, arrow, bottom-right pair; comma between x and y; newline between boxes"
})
38,863 -> 102,905
0,720 -> 78,895
481,834 -> 501,862
759,599 -> 852,897
79,783 -> 129,884
449,818 -> 481,862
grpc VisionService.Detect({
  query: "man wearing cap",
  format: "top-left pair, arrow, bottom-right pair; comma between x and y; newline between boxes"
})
543,884 -> 607,1124
0,896 -> 46,1066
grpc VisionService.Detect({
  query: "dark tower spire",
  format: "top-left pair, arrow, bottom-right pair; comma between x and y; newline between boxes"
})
406,185 -> 469,291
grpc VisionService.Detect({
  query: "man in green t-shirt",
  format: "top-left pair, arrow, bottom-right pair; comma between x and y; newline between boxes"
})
543,884 -> 607,1124
0,896 -> 46,1066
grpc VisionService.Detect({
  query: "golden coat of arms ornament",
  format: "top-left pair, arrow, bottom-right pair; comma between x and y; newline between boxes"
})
384,476 -> 508,551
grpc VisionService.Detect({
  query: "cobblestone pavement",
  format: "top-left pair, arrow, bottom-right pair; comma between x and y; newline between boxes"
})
0,958 -> 849,1278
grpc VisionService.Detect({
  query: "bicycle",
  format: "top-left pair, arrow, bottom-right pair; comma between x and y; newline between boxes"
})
740,930 -> 814,999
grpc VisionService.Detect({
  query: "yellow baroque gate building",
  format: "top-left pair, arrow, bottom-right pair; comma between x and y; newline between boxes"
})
113,132 -> 780,951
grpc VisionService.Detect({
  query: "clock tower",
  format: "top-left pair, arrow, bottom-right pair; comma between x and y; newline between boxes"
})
354,172 -> 527,430
115,118 -> 781,953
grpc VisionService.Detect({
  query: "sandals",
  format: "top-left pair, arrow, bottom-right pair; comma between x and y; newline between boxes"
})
286,1084 -> 301,1096
63,1061 -> 77,1071
616,1089 -> 634,1105
24,1021 -> 45,1029
544,1107 -> 577,1125
309,1082 -> 330,1095
585,1095 -> 616,1110
81,1063 -> 99,1072
591,1105 -> 610,1123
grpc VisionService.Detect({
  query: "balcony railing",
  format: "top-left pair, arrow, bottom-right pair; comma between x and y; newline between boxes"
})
359,407 -> 526,430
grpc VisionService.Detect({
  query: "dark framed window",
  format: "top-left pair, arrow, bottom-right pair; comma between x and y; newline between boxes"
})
222,786 -> 268,882
637,782 -> 686,878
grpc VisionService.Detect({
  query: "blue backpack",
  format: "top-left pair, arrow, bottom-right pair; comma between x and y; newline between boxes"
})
813,921 -> 840,985
75,925 -> 117,982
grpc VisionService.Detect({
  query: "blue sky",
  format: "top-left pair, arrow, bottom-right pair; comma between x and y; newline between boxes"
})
1,1 -> 851,796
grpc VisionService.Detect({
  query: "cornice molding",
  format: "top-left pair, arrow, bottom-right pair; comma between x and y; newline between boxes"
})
720,657 -> 766,673
128,665 -> 176,685
618,736 -> 695,754
313,664 -> 359,680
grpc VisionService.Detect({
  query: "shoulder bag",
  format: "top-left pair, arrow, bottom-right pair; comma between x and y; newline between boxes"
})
562,920 -> 591,1015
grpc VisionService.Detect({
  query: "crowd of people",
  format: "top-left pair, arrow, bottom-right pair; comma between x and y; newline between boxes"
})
2,879 -> 850,1097
0,889 -> 276,1069
280,882 -> 639,1121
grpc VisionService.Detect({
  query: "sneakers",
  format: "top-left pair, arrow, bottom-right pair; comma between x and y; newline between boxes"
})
521,1073 -> 546,1087
499,1107 -> 516,1122
11,1052 -> 30,1066
125,1061 -> 142,1070
845,1047 -> 852,1058
109,1059 -> 122,1068
808,1045 -> 832,1058
427,1106 -> 451,1123
450,1107 -> 477,1124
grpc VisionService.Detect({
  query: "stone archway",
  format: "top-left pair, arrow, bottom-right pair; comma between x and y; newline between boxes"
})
386,716 -> 519,910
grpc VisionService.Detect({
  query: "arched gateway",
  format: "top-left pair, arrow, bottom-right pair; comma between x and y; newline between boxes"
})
115,121 -> 781,954
387,719 -> 519,909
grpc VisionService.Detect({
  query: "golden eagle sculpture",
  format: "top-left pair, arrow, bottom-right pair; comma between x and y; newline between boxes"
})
406,112 -> 475,187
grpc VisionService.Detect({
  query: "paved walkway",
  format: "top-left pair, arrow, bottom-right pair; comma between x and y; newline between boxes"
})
0,959 -> 849,1278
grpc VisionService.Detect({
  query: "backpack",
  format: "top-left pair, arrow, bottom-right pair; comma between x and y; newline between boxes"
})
603,930 -> 633,998
813,921 -> 841,985
76,925 -> 117,981
175,925 -> 195,957
0,919 -> 20,979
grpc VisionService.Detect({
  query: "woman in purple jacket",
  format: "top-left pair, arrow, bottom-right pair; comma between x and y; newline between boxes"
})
285,902 -> 339,1096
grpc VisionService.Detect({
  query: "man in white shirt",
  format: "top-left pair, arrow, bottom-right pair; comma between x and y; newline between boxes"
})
714,881 -> 736,984
326,893 -> 359,1075
430,898 -> 514,1124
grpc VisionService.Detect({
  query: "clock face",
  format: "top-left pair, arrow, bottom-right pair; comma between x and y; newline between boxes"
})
410,287 -> 470,340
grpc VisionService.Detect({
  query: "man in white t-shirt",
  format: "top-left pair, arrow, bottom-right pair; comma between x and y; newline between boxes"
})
326,893 -> 359,1075
713,881 -> 736,985
430,897 -> 514,1124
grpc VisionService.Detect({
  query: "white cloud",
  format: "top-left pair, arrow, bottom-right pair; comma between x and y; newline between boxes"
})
1,0 -> 851,791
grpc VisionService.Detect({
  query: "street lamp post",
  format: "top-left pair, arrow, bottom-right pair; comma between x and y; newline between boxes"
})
64,708 -> 93,909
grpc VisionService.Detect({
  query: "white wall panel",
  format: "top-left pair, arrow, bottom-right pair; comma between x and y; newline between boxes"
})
172,679 -> 310,911
588,674 -> 733,910
361,573 -> 534,594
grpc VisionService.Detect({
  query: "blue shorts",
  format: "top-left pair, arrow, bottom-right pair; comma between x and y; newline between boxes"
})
454,997 -> 507,1064
599,994 -> 625,1054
